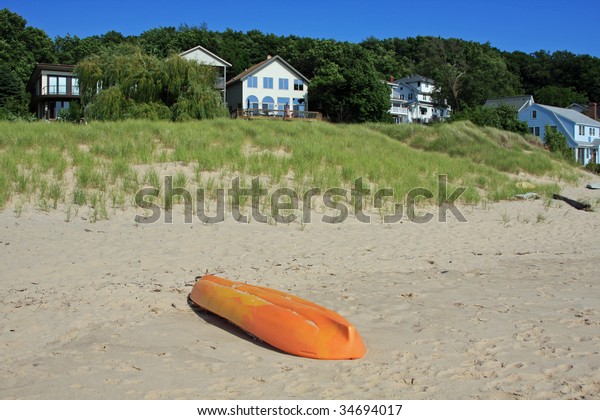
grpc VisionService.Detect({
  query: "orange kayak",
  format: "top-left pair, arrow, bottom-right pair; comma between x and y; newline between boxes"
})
189,275 -> 366,360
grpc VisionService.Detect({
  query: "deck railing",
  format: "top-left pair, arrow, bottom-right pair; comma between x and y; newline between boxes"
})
41,86 -> 80,96
235,108 -> 322,121
390,106 -> 409,115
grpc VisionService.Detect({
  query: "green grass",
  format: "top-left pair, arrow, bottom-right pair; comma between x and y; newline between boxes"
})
0,118 -> 583,213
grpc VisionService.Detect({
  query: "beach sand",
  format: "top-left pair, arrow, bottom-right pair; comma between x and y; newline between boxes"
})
1,181 -> 600,400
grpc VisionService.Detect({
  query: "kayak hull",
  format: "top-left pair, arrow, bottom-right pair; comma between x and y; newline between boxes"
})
189,275 -> 366,360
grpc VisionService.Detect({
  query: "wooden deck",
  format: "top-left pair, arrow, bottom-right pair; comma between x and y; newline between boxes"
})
234,108 -> 322,121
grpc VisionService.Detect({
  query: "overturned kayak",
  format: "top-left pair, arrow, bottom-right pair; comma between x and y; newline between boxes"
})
189,275 -> 366,360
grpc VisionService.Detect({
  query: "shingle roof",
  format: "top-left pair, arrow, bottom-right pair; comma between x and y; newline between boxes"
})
484,96 -> 534,112
538,104 -> 600,127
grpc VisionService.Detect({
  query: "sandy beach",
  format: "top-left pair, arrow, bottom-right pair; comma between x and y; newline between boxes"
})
1,179 -> 600,400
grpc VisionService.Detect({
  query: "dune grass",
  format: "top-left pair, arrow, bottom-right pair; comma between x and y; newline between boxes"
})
0,119 -> 582,216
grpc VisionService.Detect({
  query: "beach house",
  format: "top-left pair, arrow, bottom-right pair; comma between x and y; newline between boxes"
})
518,103 -> 600,165
226,55 -> 310,118
179,45 -> 232,105
387,74 -> 451,124
27,63 -> 80,120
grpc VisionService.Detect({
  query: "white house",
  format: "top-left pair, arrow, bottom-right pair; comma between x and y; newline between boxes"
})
179,45 -> 232,104
387,74 -> 450,124
518,103 -> 600,165
226,55 -> 309,117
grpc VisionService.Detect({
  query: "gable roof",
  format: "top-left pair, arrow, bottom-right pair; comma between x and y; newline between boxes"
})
536,104 -> 600,127
484,96 -> 534,113
227,55 -> 310,86
395,74 -> 435,85
179,45 -> 231,67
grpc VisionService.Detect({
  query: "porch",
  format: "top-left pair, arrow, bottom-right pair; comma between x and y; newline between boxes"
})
234,108 -> 322,121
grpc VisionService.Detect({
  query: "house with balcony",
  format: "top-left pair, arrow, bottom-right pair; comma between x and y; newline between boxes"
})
226,55 -> 313,119
27,63 -> 80,120
387,74 -> 450,124
179,45 -> 232,105
518,103 -> 600,165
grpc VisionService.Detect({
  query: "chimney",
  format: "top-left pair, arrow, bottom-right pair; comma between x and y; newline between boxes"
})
589,102 -> 598,120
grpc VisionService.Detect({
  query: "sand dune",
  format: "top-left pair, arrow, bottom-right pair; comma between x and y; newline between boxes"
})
1,182 -> 599,399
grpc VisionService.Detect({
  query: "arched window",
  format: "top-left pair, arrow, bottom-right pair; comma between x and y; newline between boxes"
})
262,96 -> 275,110
247,95 -> 259,109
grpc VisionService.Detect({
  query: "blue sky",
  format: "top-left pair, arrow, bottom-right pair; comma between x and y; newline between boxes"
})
4,0 -> 600,57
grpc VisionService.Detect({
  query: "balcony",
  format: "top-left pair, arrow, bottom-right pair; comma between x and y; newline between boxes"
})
390,106 -> 409,116
215,77 -> 225,90
40,85 -> 80,97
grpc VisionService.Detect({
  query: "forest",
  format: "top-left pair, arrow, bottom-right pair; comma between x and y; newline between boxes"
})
2,8 -> 600,123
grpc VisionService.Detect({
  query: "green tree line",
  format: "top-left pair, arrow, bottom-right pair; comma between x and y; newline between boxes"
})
2,8 -> 600,122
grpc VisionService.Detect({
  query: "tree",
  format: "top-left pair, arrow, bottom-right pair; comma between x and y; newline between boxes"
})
544,125 -> 574,162
534,86 -> 588,107
309,45 -> 391,123
75,46 -> 227,121
0,8 -> 55,118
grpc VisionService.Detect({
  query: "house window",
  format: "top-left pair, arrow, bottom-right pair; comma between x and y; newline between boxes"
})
48,77 -> 57,94
420,107 -> 427,115
578,125 -> 585,136
293,98 -> 305,111
532,110 -> 537,119
408,93 -> 413,100
263,77 -> 273,89
246,95 -> 259,109
47,76 -> 74,95
277,97 -> 290,110
293,79 -> 304,91
262,96 -> 275,110
530,127 -> 540,136
400,94 -> 404,100
590,127 -> 596,136
247,76 -> 258,88
278,78 -> 289,90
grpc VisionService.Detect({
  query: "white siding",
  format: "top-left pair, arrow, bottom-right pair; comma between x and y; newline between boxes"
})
228,57 -> 309,112
243,61 -> 306,109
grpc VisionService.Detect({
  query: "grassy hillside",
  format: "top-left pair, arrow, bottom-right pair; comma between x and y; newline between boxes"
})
0,119 -> 581,218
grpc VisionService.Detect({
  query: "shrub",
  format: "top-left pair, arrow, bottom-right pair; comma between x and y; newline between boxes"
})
544,125 -> 575,163
450,104 -> 528,134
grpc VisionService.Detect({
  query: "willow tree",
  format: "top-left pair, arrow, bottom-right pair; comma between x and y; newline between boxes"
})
74,45 -> 227,121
